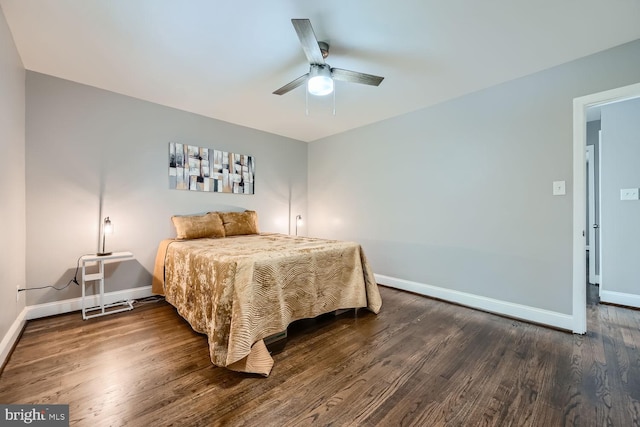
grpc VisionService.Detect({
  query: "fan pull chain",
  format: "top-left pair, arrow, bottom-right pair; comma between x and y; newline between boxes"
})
305,88 -> 309,116
304,85 -> 336,116
333,86 -> 336,116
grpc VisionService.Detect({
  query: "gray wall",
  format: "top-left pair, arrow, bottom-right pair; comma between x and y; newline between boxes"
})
308,39 -> 640,315
0,6 -> 26,342
25,72 -> 307,305
600,98 -> 640,296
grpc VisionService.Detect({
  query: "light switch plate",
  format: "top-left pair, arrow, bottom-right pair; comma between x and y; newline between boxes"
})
553,181 -> 566,196
620,188 -> 639,200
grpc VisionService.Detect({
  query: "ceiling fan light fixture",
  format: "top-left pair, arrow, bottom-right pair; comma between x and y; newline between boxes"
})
307,64 -> 333,96
272,19 -> 383,97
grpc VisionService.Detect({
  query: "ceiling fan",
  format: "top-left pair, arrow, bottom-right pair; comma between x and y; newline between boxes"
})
273,19 -> 384,96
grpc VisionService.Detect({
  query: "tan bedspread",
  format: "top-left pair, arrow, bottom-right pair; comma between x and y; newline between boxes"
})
152,233 -> 382,376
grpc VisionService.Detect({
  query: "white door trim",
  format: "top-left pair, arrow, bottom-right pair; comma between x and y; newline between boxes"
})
572,81 -> 640,334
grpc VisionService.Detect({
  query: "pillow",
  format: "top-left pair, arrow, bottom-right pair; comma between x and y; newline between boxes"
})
171,212 -> 225,240
219,210 -> 259,236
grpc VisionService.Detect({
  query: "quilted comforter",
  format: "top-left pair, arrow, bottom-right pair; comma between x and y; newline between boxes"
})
152,233 -> 382,376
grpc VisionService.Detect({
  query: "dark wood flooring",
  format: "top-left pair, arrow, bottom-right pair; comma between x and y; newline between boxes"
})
1,285 -> 639,426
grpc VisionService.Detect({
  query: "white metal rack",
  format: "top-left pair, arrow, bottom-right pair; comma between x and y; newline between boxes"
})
81,251 -> 134,320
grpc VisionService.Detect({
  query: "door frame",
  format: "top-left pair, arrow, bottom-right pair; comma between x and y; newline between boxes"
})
572,81 -> 640,333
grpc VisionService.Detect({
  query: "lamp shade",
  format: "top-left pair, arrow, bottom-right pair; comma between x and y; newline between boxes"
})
308,65 -> 333,96
103,217 -> 113,234
98,216 -> 113,256
295,214 -> 303,236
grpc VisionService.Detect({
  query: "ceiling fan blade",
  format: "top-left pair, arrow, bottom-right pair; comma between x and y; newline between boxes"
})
291,19 -> 325,65
273,73 -> 309,95
331,68 -> 384,86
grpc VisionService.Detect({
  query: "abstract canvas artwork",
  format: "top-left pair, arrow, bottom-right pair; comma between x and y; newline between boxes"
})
169,142 -> 255,194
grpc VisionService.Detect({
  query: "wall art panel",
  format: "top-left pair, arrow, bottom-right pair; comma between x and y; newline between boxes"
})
169,142 -> 255,194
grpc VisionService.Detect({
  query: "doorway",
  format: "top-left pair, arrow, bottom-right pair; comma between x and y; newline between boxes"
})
572,82 -> 640,334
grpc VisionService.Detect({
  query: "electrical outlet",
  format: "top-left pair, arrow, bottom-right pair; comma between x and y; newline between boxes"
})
620,188 -> 639,200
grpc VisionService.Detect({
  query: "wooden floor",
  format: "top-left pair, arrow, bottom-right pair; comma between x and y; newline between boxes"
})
1,285 -> 639,426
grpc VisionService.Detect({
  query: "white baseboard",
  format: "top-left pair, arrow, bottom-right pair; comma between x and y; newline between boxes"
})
375,274 -> 574,331
25,286 -> 153,320
1,286 -> 153,368
0,307 -> 27,369
600,290 -> 640,308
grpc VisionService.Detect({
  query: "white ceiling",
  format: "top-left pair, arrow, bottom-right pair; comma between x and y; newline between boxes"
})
2,1 -> 640,142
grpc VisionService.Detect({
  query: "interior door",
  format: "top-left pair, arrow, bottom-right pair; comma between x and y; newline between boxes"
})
586,144 -> 599,285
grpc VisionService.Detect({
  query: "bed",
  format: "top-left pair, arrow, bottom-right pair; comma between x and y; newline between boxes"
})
151,210 -> 382,376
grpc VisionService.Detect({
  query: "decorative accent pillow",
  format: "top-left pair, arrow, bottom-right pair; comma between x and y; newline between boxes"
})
171,212 -> 225,240
219,210 -> 259,236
